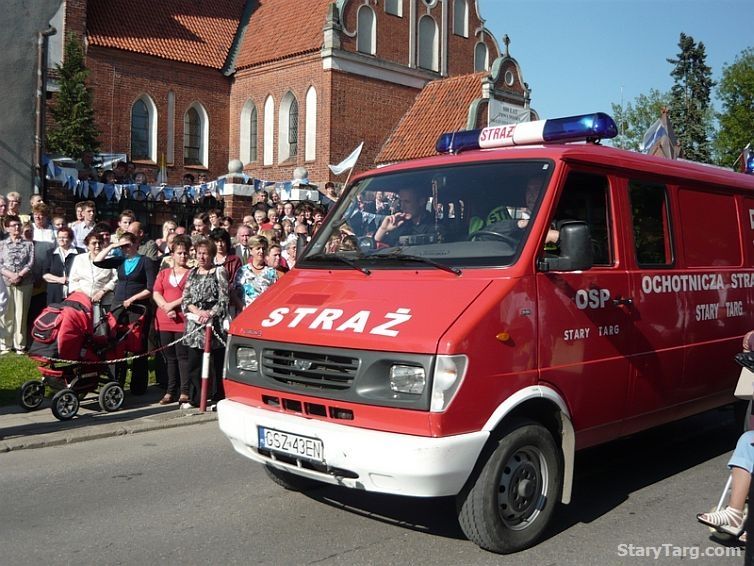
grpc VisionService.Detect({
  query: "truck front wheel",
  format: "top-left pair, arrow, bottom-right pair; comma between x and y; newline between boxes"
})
457,420 -> 562,554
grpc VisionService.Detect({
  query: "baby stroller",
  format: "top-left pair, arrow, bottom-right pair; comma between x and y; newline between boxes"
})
18,292 -> 148,421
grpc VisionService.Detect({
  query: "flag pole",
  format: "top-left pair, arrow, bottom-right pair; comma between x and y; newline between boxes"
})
327,141 -> 364,196
341,153 -> 361,190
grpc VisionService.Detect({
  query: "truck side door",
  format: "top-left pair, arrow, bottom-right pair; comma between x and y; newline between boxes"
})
536,169 -> 633,449
621,180 -> 687,435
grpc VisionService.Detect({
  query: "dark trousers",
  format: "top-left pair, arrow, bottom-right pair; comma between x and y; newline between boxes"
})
158,331 -> 190,397
186,346 -> 225,406
111,300 -> 153,395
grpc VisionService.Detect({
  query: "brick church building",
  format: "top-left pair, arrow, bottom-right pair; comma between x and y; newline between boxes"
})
57,0 -> 503,185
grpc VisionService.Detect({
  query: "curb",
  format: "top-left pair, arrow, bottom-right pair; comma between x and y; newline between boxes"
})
0,410 -> 217,453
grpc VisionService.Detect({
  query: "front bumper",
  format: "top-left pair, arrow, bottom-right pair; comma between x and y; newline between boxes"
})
218,399 -> 488,497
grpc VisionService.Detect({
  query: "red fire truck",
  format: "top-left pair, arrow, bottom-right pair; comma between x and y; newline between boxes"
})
218,113 -> 754,553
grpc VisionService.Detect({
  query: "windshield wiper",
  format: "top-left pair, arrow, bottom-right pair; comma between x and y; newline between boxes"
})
371,249 -> 462,276
306,253 -> 371,275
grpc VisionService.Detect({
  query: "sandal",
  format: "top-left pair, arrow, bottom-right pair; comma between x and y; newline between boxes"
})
178,394 -> 189,404
697,506 -> 745,536
158,394 -> 174,405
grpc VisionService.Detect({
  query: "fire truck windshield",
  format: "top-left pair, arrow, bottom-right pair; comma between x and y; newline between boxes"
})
301,159 -> 554,269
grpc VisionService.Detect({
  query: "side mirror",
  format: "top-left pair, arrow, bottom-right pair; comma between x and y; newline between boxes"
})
537,221 -> 593,272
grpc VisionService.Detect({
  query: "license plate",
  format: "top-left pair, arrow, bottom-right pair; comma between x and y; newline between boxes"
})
258,427 -> 324,463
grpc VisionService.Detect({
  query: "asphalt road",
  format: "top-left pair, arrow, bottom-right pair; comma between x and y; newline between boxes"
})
0,405 -> 748,565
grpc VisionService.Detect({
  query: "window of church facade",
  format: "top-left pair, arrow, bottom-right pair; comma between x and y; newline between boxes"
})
385,0 -> 402,16
453,0 -> 468,37
305,86 -> 317,162
264,95 -> 274,165
131,95 -> 157,162
183,102 -> 208,166
278,91 -> 298,162
474,41 -> 489,72
418,16 -> 438,71
357,5 -> 376,55
240,99 -> 258,164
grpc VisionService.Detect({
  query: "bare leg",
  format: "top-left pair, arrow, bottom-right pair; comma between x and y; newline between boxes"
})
730,466 -> 751,512
697,467 -> 748,533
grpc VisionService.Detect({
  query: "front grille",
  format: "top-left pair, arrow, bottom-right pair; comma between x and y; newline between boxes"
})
261,349 -> 359,390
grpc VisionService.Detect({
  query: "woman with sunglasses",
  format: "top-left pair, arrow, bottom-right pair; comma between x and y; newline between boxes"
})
94,229 -> 156,395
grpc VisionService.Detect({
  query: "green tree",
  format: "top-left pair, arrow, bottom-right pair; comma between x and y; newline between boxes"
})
46,33 -> 100,157
667,33 -> 716,162
610,89 -> 671,151
714,47 -> 754,169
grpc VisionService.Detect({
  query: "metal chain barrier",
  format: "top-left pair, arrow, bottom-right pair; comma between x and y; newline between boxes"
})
34,324 -> 207,366
210,325 -> 228,348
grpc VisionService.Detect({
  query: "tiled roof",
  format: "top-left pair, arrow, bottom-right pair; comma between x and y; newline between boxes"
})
87,0 -> 247,69
376,72 -> 486,164
234,0 -> 332,70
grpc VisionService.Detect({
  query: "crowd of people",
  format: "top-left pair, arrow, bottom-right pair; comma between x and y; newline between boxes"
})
0,186 -> 337,409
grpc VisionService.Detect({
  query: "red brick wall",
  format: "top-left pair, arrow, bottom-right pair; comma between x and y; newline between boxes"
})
447,31 -> 499,77
84,47 -> 231,185
64,0 -> 88,38
339,0 -> 498,76
229,57 -> 419,184
229,54 -> 332,184
329,70 -> 419,175
340,1 -> 412,66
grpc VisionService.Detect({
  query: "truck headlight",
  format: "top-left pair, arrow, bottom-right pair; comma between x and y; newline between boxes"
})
237,347 -> 259,372
389,365 -> 426,394
430,355 -> 468,412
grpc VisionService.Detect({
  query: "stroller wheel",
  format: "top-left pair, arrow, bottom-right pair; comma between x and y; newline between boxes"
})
18,380 -> 45,411
99,382 -> 125,412
51,389 -> 80,421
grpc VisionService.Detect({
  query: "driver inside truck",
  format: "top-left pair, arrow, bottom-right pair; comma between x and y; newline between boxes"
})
469,176 -> 559,245
374,186 -> 435,247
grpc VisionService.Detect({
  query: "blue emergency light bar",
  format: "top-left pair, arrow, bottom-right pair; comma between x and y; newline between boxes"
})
747,153 -> 754,175
436,112 -> 619,154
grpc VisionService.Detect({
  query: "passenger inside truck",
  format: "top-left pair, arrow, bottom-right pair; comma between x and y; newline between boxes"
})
547,171 -> 612,265
304,160 -> 556,268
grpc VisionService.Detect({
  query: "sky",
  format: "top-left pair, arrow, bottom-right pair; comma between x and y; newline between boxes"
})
477,0 -> 752,120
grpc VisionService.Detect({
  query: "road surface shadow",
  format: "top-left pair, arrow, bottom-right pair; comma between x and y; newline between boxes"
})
301,404 -> 741,543
0,385 -> 179,440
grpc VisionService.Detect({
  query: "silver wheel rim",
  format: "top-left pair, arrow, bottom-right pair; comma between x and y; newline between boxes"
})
497,445 -> 549,530
22,384 -> 44,408
103,386 -> 123,410
57,392 -> 78,418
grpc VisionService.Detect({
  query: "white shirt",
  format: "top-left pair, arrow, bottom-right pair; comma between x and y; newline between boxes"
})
72,222 -> 95,249
33,225 -> 55,243
68,253 -> 117,298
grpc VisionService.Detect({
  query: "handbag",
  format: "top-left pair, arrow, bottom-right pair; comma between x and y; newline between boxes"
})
734,351 -> 754,399
735,368 -> 754,399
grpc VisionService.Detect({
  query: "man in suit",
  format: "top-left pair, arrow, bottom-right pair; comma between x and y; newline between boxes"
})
234,224 -> 252,264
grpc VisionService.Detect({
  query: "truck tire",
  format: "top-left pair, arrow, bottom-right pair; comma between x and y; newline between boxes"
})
457,420 -> 562,554
264,465 -> 321,492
